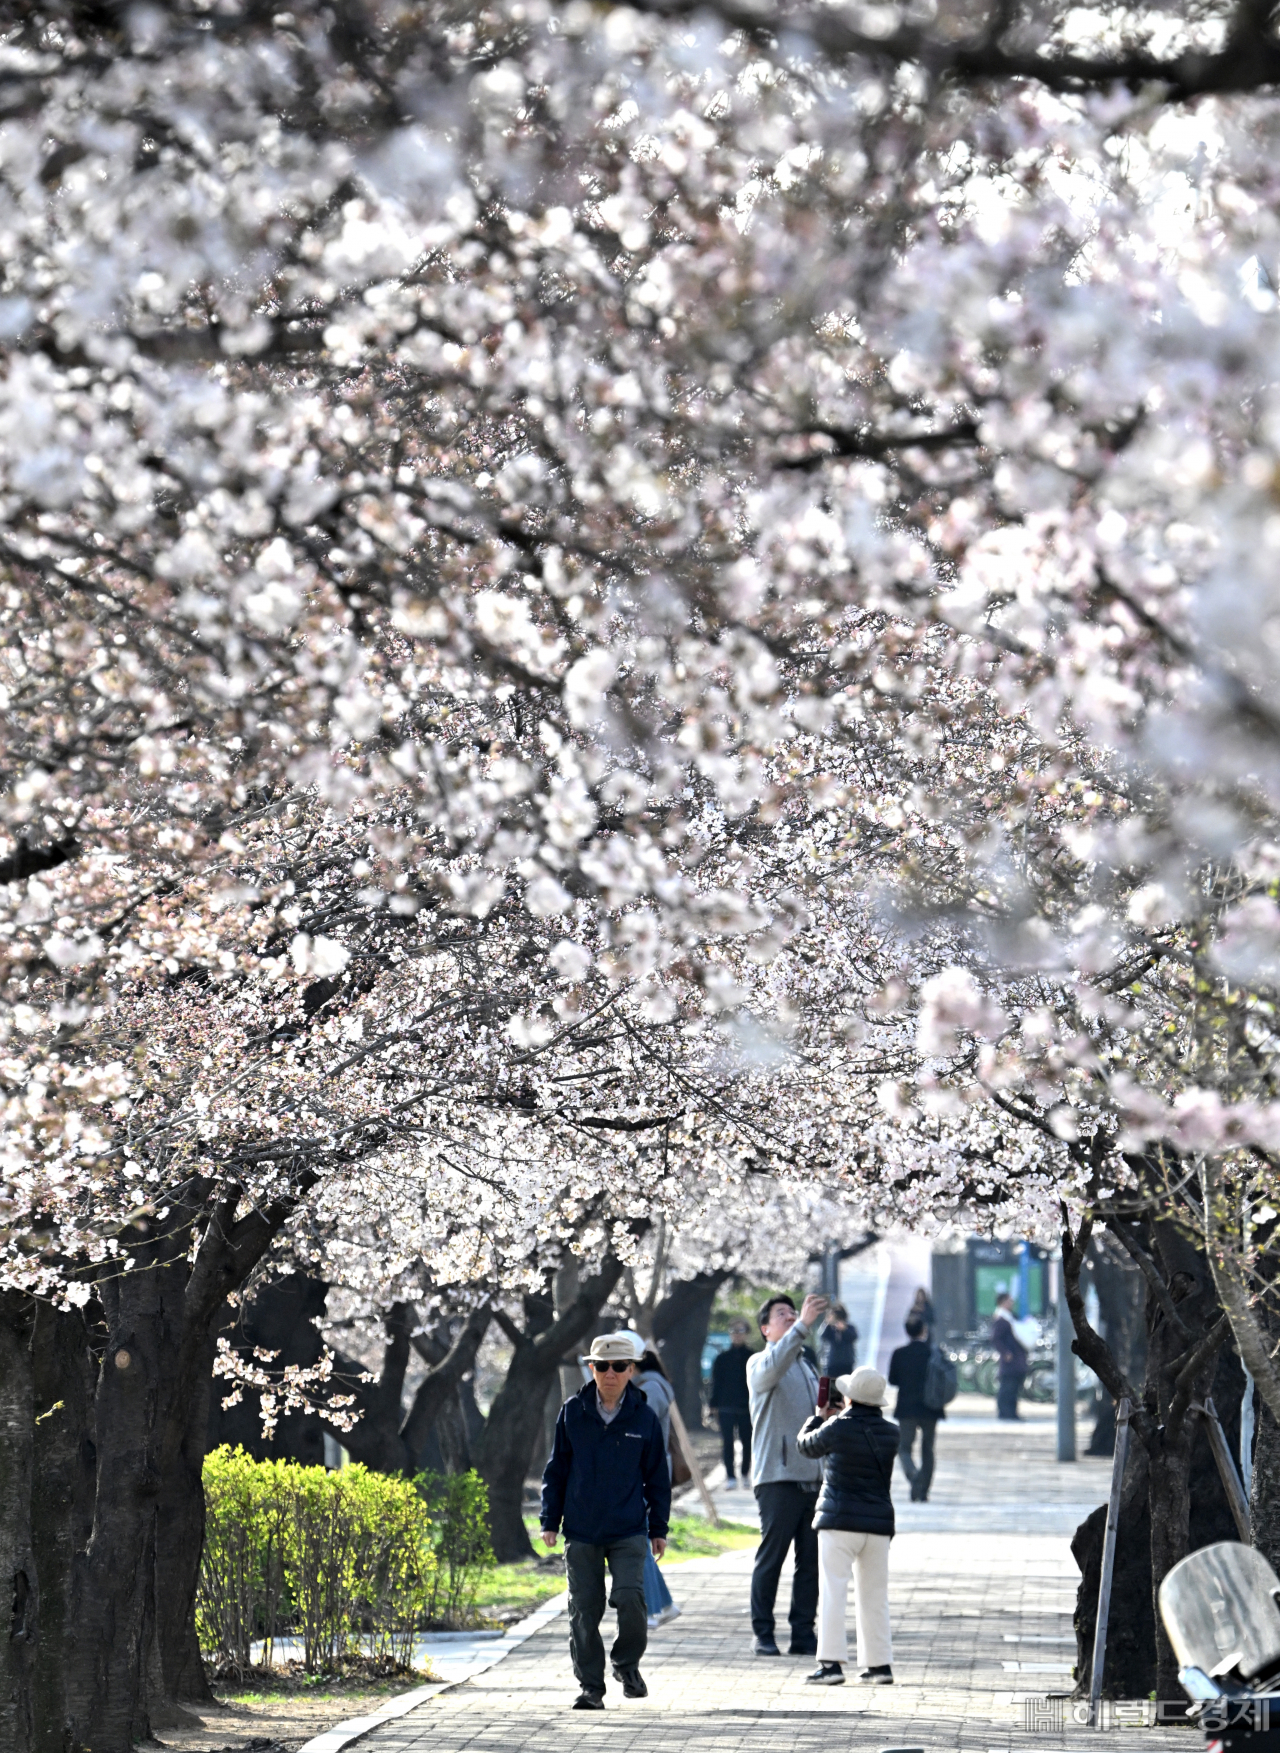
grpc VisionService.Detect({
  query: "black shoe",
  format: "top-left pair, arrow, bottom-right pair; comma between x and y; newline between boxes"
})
858,1665 -> 893,1684
612,1664 -> 647,1698
806,1663 -> 845,1685
788,1635 -> 818,1657
573,1692 -> 605,1709
753,1635 -> 781,1656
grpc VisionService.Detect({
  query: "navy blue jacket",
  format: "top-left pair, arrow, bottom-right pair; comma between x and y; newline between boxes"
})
541,1381 -> 672,1544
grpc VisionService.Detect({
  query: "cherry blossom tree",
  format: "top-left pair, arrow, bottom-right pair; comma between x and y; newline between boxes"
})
8,0 -> 1280,1745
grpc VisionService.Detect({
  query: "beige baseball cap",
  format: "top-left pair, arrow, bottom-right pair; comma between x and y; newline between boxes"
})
582,1332 -> 641,1364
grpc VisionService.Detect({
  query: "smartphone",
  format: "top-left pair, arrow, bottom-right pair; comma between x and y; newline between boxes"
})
817,1375 -> 831,1409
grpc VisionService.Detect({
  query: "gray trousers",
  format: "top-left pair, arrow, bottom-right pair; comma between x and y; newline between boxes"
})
565,1534 -> 649,1695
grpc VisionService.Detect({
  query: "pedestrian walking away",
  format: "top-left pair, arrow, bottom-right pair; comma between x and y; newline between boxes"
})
541,1332 -> 672,1709
710,1319 -> 753,1489
888,1314 -> 944,1501
635,1346 -> 682,1629
908,1286 -> 935,1340
819,1302 -> 858,1378
747,1290 -> 828,1658
797,1365 -> 899,1688
991,1292 -> 1029,1421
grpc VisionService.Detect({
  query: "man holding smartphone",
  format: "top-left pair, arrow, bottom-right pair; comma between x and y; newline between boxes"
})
747,1291 -> 829,1657
540,1333 -> 671,1710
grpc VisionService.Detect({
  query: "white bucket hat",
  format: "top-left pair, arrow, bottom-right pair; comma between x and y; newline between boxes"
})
582,1332 -> 641,1364
837,1366 -> 888,1407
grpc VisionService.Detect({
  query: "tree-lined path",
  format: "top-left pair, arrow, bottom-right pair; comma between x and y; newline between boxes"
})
354,1408 -> 1148,1753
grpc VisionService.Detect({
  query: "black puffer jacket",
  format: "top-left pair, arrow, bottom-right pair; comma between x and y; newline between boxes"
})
796,1403 -> 899,1535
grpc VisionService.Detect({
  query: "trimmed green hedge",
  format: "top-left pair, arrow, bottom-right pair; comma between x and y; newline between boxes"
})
198,1446 -> 493,1675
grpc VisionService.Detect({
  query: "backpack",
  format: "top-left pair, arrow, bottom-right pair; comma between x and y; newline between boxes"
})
923,1344 -> 958,1411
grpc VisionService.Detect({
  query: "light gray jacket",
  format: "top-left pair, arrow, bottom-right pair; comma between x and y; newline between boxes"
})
746,1321 -> 821,1487
637,1369 -> 675,1478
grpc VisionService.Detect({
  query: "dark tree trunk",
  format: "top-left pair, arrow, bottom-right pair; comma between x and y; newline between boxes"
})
1087,1238 -> 1146,1456
1254,1396 -> 1280,1575
1065,1211 -> 1235,1708
210,1274 -> 329,1468
0,1174 -> 315,1753
0,1293 -> 37,1753
473,1259 -> 624,1562
30,1299 -> 97,1753
1074,1340 -> 1245,1698
402,1306 -> 491,1475
652,1270 -> 731,1431
1073,1439 -> 1154,1698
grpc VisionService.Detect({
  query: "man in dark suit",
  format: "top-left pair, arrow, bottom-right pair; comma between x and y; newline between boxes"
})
710,1319 -> 753,1488
991,1292 -> 1029,1421
888,1314 -> 944,1501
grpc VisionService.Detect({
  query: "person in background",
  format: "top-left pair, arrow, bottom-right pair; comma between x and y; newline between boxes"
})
796,1366 -> 898,1687
710,1319 -> 753,1490
541,1333 -> 671,1709
991,1292 -> 1029,1422
635,1346 -> 682,1629
888,1314 -> 943,1501
819,1302 -> 858,1378
747,1290 -> 829,1658
908,1286 -> 935,1339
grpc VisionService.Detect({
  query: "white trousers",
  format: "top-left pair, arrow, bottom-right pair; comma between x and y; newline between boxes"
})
816,1528 -> 892,1669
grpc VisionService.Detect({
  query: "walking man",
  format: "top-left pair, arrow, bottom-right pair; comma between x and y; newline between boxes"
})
747,1290 -> 828,1657
541,1333 -> 672,1710
888,1314 -> 943,1501
991,1292 -> 1029,1421
710,1319 -> 753,1489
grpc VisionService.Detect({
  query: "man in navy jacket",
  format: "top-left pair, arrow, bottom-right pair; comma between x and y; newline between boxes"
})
541,1333 -> 672,1709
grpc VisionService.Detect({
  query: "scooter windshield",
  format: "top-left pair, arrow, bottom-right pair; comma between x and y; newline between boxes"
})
1159,1544 -> 1280,1687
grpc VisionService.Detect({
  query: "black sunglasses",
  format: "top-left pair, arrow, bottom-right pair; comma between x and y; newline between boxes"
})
591,1359 -> 633,1373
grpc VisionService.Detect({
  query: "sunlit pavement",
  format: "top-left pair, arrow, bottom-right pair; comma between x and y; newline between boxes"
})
352,1401 -> 1181,1753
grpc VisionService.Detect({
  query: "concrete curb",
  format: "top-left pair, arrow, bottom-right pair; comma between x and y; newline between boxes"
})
296,1592 -> 569,1753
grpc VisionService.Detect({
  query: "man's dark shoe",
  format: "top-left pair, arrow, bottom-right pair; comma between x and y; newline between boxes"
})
788,1635 -> 818,1657
806,1662 -> 844,1685
753,1635 -> 781,1656
573,1692 -> 605,1709
612,1664 -> 647,1698
858,1665 -> 894,1684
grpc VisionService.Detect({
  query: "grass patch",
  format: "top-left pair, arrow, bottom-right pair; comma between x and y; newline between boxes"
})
661,1515 -> 758,1562
474,1550 -> 568,1623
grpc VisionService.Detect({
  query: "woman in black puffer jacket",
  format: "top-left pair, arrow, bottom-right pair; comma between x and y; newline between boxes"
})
795,1366 -> 898,1687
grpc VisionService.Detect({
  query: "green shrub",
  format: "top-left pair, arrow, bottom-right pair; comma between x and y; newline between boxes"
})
416,1470 -> 494,1627
199,1448 -> 494,1676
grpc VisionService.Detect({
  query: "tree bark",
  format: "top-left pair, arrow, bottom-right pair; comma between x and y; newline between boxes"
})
402,1305 -> 491,1473
29,1298 -> 96,1753
473,1257 -> 624,1561
1253,1397 -> 1280,1575
652,1270 -> 731,1431
0,1293 -> 37,1753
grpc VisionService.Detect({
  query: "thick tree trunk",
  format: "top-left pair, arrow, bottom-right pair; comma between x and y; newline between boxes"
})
154,1322 -> 219,1708
30,1299 -> 97,1753
473,1258 -> 624,1562
652,1270 -> 730,1431
1073,1439 -> 1154,1697
1253,1396 -> 1280,1576
1148,1439 -> 1194,1704
0,1293 -> 37,1753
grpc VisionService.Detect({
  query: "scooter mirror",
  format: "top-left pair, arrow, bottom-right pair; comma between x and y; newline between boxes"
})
1159,1544 -> 1280,1688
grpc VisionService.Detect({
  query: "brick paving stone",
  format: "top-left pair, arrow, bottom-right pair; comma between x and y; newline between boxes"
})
361,1407 -> 1189,1753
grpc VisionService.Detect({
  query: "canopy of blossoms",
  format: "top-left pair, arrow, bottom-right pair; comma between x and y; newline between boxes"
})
2,0 -> 1279,1327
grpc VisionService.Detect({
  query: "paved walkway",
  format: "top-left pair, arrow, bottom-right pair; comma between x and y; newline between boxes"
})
355,1403 -> 1180,1753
